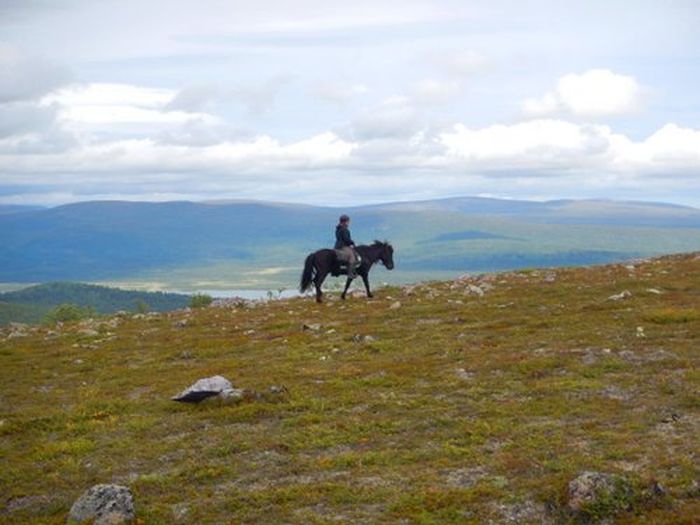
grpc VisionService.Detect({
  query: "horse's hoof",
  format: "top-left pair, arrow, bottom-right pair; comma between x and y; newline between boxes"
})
367,293 -> 374,298
340,294 -> 346,300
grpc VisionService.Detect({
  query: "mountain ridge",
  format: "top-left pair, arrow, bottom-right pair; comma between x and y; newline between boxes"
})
1,196 -> 699,286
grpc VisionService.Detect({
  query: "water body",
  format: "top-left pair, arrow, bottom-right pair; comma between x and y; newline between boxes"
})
174,289 -> 302,300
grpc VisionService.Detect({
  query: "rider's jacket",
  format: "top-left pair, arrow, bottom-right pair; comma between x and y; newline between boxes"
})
334,224 -> 354,249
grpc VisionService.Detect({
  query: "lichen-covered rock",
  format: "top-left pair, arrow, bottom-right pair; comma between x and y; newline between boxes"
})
567,471 -> 633,519
67,484 -> 135,525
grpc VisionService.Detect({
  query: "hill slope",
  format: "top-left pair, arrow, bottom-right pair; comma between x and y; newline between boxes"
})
0,282 -> 191,325
1,197 -> 700,287
1,253 -> 698,523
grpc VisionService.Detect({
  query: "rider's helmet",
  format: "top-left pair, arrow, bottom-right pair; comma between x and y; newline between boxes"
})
339,214 -> 350,223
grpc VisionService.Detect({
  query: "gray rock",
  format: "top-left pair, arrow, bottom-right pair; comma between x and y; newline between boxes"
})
171,375 -> 233,403
455,368 -> 475,380
67,484 -> 135,525
607,290 -> 632,301
465,284 -> 485,296
351,334 -> 377,343
217,388 -> 245,403
567,471 -> 632,516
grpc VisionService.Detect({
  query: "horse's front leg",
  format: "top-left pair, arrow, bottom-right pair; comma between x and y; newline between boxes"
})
340,276 -> 353,300
361,273 -> 373,298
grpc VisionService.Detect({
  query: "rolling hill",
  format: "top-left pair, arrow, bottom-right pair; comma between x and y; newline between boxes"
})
0,282 -> 191,325
1,197 -> 699,289
1,252 -> 698,523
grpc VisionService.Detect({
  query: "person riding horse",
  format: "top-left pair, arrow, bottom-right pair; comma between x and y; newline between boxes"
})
334,214 -> 359,278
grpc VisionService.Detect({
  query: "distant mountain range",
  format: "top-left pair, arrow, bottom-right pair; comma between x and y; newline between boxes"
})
1,196 -> 699,287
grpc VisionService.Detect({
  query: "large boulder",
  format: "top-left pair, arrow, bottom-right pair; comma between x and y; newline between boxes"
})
67,484 -> 135,525
171,375 -> 233,403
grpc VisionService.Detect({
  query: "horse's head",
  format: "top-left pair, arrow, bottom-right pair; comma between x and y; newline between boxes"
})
374,240 -> 394,270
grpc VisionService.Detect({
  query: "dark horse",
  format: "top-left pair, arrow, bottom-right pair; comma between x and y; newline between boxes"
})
300,241 -> 394,303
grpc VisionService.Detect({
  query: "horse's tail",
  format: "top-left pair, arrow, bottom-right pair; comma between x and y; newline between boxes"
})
300,253 -> 315,293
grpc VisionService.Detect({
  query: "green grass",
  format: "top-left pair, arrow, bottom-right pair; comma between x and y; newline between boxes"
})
0,252 -> 698,523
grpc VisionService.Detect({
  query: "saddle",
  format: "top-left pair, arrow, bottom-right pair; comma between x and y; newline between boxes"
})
332,249 -> 361,277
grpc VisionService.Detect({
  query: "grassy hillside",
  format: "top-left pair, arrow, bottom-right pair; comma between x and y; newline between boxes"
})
0,282 -> 191,325
1,253 -> 698,523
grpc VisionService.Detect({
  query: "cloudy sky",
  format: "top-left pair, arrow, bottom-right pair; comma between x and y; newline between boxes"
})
1,0 -> 699,207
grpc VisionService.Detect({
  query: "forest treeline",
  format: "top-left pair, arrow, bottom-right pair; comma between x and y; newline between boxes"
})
0,282 -> 190,325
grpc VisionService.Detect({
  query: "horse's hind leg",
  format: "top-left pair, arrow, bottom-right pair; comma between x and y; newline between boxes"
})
314,272 -> 326,303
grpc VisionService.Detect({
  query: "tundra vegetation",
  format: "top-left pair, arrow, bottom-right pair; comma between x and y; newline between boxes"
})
0,253 -> 698,523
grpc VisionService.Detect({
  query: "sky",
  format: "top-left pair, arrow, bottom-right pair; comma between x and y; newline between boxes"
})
1,0 -> 699,207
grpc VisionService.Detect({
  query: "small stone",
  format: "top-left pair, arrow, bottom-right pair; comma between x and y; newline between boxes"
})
455,368 -> 474,380
389,301 -> 401,309
607,290 -> 632,301
303,323 -> 321,331
465,284 -> 485,297
646,288 -> 663,294
636,326 -> 645,338
352,334 -> 377,343
67,484 -> 135,525
217,388 -> 246,403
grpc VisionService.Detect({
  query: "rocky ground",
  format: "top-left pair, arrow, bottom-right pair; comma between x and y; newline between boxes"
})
1,253 -> 698,523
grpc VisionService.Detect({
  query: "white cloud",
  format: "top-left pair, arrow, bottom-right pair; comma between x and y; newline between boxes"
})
165,85 -> 219,113
439,119 -> 614,168
1,118 -> 698,207
0,46 -> 72,103
311,82 -> 369,105
430,49 -> 489,78
2,115 -> 698,182
41,82 -> 220,130
345,97 -> 423,141
610,123 -> 700,174
411,79 -> 462,105
0,101 -> 58,139
523,69 -> 644,118
228,75 -> 294,115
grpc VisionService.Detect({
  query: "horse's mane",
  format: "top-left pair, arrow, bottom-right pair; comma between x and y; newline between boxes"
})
371,240 -> 392,248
